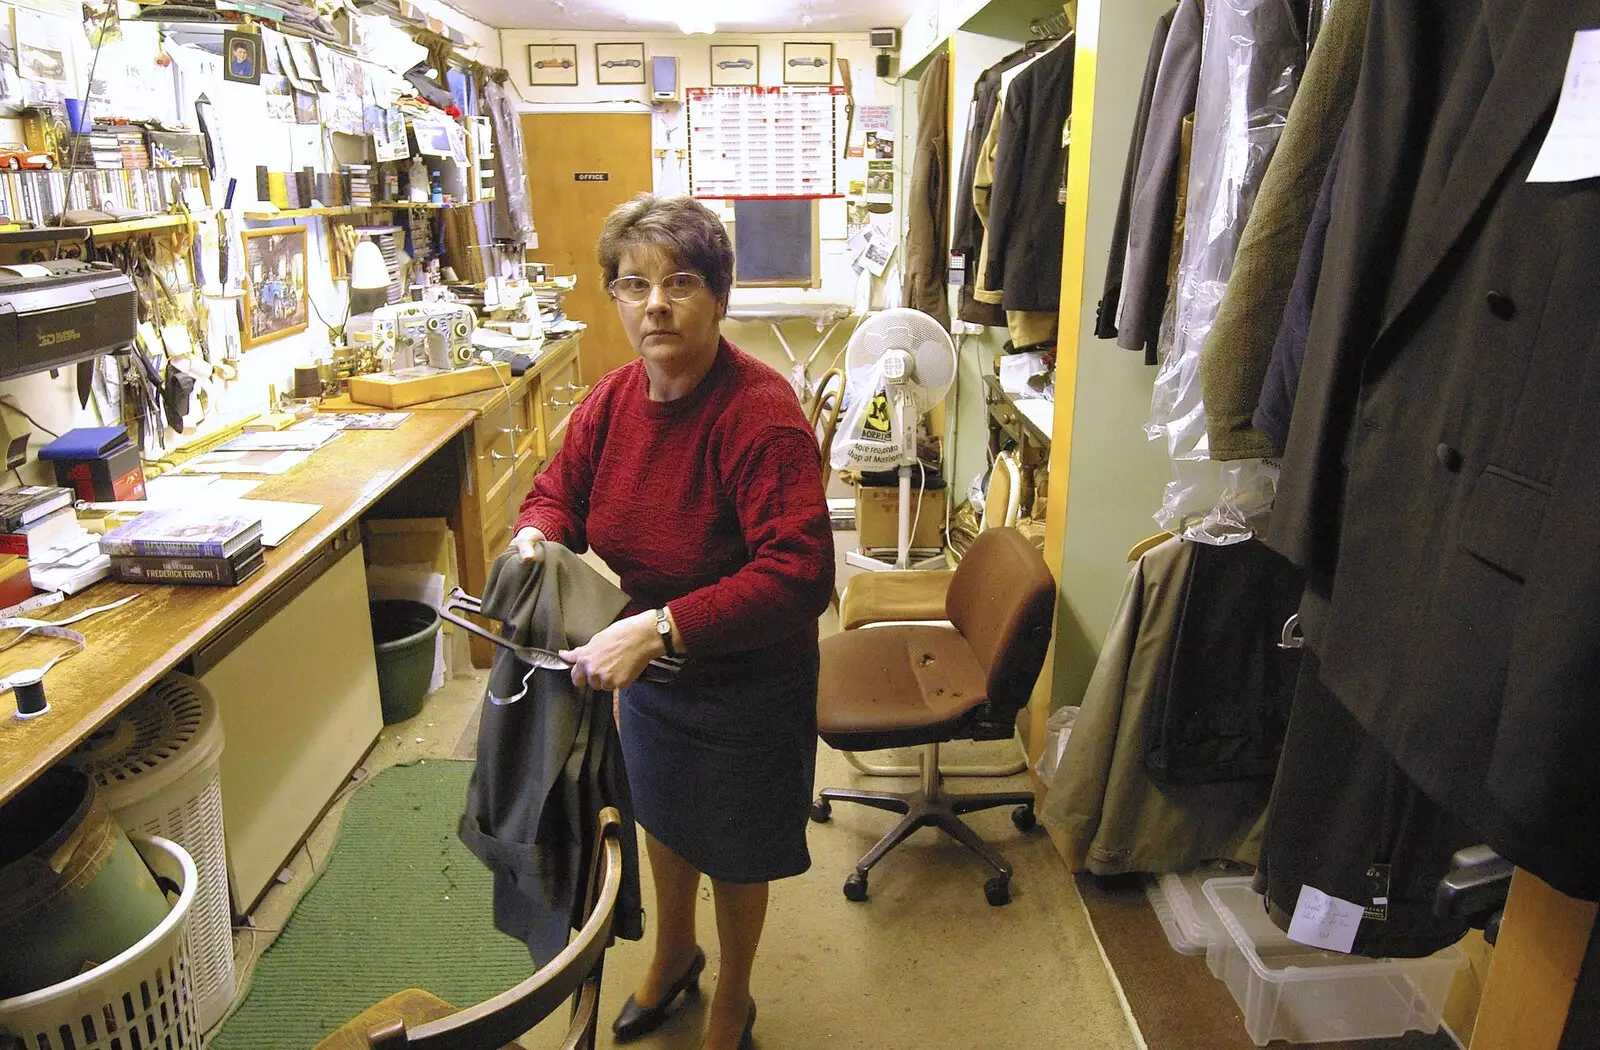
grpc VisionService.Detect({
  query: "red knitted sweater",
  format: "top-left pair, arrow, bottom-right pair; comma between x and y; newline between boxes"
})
516,339 -> 834,681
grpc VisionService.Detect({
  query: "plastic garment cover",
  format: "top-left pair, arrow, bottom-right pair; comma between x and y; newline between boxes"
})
832,358 -> 901,471
483,73 -> 536,241
1147,0 -> 1306,543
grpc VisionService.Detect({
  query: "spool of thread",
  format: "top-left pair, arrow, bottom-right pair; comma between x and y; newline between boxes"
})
293,366 -> 323,399
13,671 -> 48,720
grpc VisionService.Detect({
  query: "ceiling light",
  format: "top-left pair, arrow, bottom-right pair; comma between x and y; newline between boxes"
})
674,15 -> 716,34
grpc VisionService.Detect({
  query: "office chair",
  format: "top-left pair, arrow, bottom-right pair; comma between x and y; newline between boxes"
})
811,366 -> 846,489
837,451 -> 1028,779
315,809 -> 624,1050
811,528 -> 1055,906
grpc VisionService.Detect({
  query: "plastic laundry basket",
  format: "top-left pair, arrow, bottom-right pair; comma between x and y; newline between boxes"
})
0,835 -> 201,1050
371,598 -> 441,724
67,673 -> 235,1032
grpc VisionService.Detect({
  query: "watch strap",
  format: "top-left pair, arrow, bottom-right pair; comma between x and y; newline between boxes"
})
655,607 -> 678,658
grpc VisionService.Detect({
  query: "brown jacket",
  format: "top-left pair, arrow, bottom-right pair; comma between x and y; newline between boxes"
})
903,49 -> 951,328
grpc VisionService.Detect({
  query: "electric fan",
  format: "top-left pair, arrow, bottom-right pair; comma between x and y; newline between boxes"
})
832,308 -> 957,570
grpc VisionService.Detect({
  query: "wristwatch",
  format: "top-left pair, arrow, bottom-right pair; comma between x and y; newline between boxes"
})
655,607 -> 678,658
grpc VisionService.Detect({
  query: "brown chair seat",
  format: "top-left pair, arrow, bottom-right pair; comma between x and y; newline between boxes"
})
314,990 -> 517,1050
818,624 -> 987,748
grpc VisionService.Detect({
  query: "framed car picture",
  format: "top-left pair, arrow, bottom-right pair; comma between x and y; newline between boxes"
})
710,44 -> 759,87
783,42 -> 833,85
596,41 -> 645,85
240,226 -> 309,349
527,43 -> 578,86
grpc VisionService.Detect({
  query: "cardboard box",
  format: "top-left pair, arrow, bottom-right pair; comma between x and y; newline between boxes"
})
855,484 -> 946,552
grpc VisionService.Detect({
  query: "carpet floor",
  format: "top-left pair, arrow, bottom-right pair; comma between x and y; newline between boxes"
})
211,760 -> 531,1050
1077,872 -> 1459,1050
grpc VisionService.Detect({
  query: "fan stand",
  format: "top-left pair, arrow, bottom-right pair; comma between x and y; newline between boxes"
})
845,463 -> 949,572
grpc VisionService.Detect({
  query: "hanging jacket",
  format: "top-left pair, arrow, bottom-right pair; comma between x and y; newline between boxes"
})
903,49 -> 951,328
459,545 -> 644,963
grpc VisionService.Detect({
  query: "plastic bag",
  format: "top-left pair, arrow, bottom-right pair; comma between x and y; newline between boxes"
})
1035,706 -> 1080,786
1146,0 -> 1306,543
832,357 -> 903,471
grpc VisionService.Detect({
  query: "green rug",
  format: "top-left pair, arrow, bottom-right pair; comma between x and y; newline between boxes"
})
212,761 -> 533,1050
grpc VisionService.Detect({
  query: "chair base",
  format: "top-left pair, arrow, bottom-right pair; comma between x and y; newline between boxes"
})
813,758 -> 1037,908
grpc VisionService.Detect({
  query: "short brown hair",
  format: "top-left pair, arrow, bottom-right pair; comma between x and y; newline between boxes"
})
596,193 -> 734,306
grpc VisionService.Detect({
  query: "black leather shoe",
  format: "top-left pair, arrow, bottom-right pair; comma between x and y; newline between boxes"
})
740,1000 -> 757,1050
611,948 -> 706,1042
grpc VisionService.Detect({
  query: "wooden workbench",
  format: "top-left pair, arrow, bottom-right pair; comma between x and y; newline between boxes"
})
0,409 -> 475,809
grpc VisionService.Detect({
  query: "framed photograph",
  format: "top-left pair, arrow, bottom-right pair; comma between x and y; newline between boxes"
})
292,89 -> 318,125
241,226 -> 309,349
595,41 -> 645,85
710,44 -> 759,86
783,42 -> 833,85
222,30 -> 262,85
527,43 -> 578,86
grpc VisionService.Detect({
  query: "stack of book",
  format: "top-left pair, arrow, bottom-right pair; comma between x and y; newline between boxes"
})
101,507 -> 266,587
69,128 -> 124,170
116,128 -> 150,169
346,164 -> 372,207
0,486 -> 76,558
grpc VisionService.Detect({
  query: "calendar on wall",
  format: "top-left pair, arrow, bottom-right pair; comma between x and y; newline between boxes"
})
686,86 -> 846,199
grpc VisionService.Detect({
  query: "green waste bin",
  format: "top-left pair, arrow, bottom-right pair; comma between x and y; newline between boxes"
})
371,598 -> 441,724
0,766 -> 173,999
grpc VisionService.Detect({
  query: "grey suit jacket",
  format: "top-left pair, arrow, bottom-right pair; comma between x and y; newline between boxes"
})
1113,0 -> 1202,354
1269,0 -> 1600,900
459,544 -> 644,960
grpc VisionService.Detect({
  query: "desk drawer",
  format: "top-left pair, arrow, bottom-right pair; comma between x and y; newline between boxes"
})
471,425 -> 515,498
539,344 -> 587,447
472,379 -> 527,457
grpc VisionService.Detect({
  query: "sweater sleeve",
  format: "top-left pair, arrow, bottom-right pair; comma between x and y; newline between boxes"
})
667,429 -> 834,658
514,395 -> 600,552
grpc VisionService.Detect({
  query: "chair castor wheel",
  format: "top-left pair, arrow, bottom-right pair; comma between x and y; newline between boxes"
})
985,876 -> 1012,906
810,798 -> 832,823
843,873 -> 869,902
1011,805 -> 1036,832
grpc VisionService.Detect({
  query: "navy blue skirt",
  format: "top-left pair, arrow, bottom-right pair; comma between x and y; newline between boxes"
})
618,653 -> 819,884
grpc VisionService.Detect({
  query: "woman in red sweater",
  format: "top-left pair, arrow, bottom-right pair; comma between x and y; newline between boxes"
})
512,194 -> 833,1050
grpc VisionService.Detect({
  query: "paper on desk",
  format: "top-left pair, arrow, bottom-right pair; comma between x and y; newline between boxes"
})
180,449 -> 314,475
227,500 -> 321,547
140,475 -> 264,504
999,350 -> 1051,395
220,429 -> 342,452
1529,30 -> 1600,183
1286,885 -> 1362,954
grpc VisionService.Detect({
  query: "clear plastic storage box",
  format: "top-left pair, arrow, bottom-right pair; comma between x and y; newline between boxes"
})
1202,878 -> 1466,1046
1145,871 -> 1225,955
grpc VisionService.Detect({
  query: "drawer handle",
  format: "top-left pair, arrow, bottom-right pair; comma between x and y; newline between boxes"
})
548,397 -> 580,407
498,426 -> 524,436
490,451 -> 514,462
554,383 -> 589,394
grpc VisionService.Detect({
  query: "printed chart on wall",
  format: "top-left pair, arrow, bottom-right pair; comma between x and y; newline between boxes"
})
686,86 -> 845,199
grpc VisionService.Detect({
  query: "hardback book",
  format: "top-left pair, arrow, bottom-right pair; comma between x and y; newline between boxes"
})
110,545 -> 265,587
0,507 -> 80,558
0,485 -> 72,532
100,507 -> 263,559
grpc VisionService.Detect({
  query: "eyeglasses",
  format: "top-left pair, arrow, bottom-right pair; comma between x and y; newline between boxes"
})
609,272 -> 707,305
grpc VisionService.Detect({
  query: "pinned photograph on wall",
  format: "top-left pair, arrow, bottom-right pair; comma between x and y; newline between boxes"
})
709,44 -> 758,86
595,41 -> 645,84
241,225 -> 309,349
288,36 -> 321,83
527,43 -> 577,86
222,30 -> 262,86
866,160 -> 893,204
82,0 -> 120,47
782,42 -> 833,85
412,114 -> 454,157
374,106 -> 409,161
293,89 -> 318,125
263,75 -> 294,120
866,130 -> 894,160
13,8 -> 73,88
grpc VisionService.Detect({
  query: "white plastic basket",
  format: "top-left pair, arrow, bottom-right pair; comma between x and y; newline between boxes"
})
0,835 -> 201,1050
68,674 -> 234,1032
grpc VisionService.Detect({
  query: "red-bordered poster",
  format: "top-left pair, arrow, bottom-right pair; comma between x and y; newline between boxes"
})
686,86 -> 846,199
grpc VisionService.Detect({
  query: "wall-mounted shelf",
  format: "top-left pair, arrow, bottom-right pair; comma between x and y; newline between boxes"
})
243,206 -> 380,220
88,214 -> 192,240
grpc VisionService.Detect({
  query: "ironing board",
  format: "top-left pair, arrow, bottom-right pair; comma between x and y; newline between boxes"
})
726,288 -> 856,404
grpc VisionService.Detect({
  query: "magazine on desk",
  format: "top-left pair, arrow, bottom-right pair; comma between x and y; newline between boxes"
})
100,506 -> 263,559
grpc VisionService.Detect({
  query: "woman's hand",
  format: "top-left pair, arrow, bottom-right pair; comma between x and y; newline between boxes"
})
513,526 -> 545,562
559,611 -> 664,693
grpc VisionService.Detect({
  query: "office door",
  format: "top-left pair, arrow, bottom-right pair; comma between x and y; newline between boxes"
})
521,113 -> 653,390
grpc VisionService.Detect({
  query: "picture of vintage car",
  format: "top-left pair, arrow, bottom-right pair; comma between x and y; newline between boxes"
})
787,56 -> 828,67
533,58 -> 573,69
602,58 -> 642,68
717,58 -> 754,69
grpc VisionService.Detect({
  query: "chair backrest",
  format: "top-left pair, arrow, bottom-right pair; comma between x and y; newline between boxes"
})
366,809 -> 624,1050
808,367 -> 845,429
944,527 -> 1056,719
980,452 -> 1022,532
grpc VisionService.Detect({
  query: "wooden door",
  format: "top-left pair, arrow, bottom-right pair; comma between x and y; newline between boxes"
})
522,113 -> 653,390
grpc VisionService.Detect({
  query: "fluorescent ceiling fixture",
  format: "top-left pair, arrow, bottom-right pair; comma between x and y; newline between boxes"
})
616,0 -> 787,32
675,16 -> 716,33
